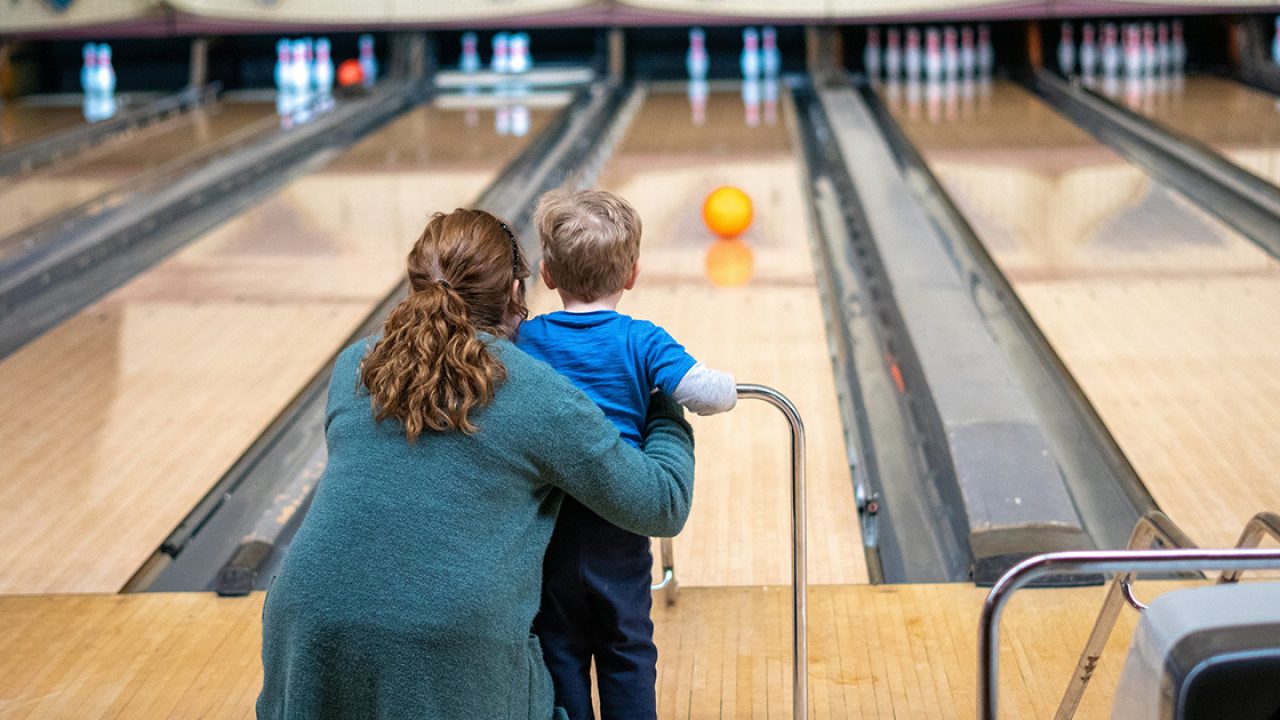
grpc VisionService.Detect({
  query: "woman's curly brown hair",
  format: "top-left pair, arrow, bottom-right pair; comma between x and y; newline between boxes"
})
360,209 -> 529,440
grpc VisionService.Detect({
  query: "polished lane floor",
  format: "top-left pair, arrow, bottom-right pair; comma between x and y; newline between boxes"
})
527,84 -> 867,587
0,101 -> 89,149
0,101 -> 553,594
884,78 -> 1280,551
0,100 -> 276,243
1097,74 -> 1280,186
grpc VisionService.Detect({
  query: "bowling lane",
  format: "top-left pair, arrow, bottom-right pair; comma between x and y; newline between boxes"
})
0,100 -> 276,243
0,102 -> 88,149
0,101 -> 553,594
1097,75 -> 1280,185
525,85 -> 867,587
884,78 -> 1280,551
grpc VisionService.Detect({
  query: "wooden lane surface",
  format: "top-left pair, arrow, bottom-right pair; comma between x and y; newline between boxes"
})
0,581 -> 1201,718
1099,75 -> 1280,185
0,104 -> 553,595
0,101 -> 277,242
0,103 -> 86,149
886,79 -> 1280,552
528,86 -> 867,587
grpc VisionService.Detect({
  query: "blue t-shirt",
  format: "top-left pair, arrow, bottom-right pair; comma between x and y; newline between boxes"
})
517,310 -> 697,448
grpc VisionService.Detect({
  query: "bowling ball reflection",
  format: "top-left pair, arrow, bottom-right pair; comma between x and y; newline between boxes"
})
705,238 -> 754,288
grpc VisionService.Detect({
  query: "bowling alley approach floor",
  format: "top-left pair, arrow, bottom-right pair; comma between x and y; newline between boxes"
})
883,78 -> 1280,554
0,580 -> 1198,718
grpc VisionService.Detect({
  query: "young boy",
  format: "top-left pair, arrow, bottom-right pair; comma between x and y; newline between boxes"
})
518,189 -> 736,719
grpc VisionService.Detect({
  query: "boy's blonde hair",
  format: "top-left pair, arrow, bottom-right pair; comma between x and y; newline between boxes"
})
534,189 -> 642,303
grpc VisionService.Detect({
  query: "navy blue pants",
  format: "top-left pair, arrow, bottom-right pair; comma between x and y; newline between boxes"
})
535,497 -> 657,720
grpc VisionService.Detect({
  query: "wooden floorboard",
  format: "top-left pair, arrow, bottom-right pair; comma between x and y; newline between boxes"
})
0,582 -> 1201,718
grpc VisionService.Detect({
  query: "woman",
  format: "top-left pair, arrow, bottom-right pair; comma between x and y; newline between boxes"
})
257,209 -> 695,719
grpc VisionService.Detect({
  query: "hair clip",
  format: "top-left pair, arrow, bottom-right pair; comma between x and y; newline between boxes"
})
499,221 -> 521,273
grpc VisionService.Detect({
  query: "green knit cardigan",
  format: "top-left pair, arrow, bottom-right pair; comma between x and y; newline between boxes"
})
257,337 -> 695,719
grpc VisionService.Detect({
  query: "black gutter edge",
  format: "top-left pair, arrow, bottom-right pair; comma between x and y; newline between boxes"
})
0,83 -> 221,177
0,81 -> 426,362
1032,69 -> 1280,262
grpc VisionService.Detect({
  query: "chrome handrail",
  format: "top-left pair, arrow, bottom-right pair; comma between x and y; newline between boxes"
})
980,547 -> 1280,720
736,383 -> 808,720
1054,511 -> 1195,720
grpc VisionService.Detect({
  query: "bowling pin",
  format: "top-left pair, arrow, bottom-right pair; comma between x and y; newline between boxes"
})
509,32 -> 531,74
491,33 -> 509,74
864,27 -> 882,80
291,40 -> 312,124
1124,24 -> 1142,78
905,27 -> 923,80
314,37 -> 334,111
741,27 -> 761,79
885,28 -> 903,79
81,43 -> 97,96
977,24 -> 994,77
1079,24 -> 1097,78
742,76 -> 761,127
461,32 -> 481,73
273,39 -> 290,94
687,78 -> 708,126
1171,20 -> 1186,71
959,26 -> 976,77
96,44 -> 116,97
1102,23 -> 1120,78
762,26 -> 781,78
687,27 -> 709,80
359,33 -> 378,87
1058,22 -> 1075,75
943,26 -> 959,80
924,27 -> 943,83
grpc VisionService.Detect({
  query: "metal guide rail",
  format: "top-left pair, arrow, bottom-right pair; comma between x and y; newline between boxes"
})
0,83 -> 220,177
979,511 -> 1280,720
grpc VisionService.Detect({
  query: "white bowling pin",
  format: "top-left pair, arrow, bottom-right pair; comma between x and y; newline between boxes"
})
96,44 -> 116,97
1102,23 -> 1120,77
461,32 -> 481,73
977,24 -> 994,77
885,28 -> 903,79
1171,20 -> 1187,71
1124,24 -> 1142,78
864,27 -> 882,80
359,34 -> 378,87
762,26 -> 781,78
905,27 -> 923,80
741,27 -> 761,79
960,26 -> 976,77
509,33 -> 530,74
291,40 -> 312,123
81,43 -> 97,96
943,26 -> 959,80
924,27 -> 943,83
314,38 -> 334,111
1058,22 -> 1075,75
687,28 -> 709,80
491,33 -> 509,74
274,39 -> 290,93
1079,24 -> 1097,78
1156,23 -> 1170,73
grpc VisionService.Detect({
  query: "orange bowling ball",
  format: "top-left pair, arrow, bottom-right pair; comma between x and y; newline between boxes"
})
337,59 -> 364,88
702,186 -> 753,239
705,238 -> 754,288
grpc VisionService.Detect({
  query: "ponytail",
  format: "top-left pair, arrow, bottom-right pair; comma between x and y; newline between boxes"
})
360,282 -> 506,439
